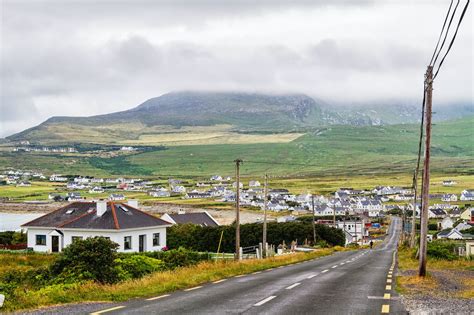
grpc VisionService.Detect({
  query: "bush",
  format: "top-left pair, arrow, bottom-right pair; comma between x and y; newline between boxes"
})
144,247 -> 209,269
115,255 -> 164,280
50,237 -> 119,284
427,241 -> 458,260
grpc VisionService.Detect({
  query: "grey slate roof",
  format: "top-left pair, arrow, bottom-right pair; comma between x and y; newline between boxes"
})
166,212 -> 219,227
22,202 -> 171,230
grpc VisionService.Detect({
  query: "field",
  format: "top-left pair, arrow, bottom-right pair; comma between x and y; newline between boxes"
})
1,117 -> 472,179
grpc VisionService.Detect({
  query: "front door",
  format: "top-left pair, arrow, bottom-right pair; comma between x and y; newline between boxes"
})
139,235 -> 146,252
51,235 -> 59,253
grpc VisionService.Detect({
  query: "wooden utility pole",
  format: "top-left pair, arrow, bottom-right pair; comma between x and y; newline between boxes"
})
419,66 -> 433,277
262,173 -> 268,258
410,171 -> 418,248
311,195 -> 316,245
234,158 -> 243,261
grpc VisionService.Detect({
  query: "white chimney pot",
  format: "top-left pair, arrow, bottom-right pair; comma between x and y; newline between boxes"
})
127,199 -> 138,208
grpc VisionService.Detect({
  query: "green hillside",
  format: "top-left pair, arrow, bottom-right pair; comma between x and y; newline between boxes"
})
1,116 -> 472,177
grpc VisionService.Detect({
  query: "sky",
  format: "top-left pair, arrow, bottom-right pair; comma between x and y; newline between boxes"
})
1,0 -> 473,137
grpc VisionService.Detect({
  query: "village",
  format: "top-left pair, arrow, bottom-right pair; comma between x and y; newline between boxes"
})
1,169 -> 473,247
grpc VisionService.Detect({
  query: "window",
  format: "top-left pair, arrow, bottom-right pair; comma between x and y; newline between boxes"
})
71,236 -> 83,243
152,233 -> 160,246
36,235 -> 46,245
124,236 -> 132,250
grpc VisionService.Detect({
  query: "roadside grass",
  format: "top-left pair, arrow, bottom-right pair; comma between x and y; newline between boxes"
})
4,248 -> 346,311
396,246 -> 474,299
0,251 -> 55,274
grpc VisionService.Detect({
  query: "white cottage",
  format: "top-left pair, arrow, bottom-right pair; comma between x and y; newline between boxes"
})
21,201 -> 171,253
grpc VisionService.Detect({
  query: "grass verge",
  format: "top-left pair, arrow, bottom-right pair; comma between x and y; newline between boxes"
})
5,247 -> 346,312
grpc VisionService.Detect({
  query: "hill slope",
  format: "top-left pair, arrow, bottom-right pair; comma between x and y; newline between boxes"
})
6,91 -> 474,145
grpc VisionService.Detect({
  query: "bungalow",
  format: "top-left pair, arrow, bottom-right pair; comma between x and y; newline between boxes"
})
21,201 -> 171,253
185,192 -> 212,199
436,229 -> 472,240
232,182 -> 244,189
210,175 -> 223,181
249,180 -> 261,187
449,207 -> 463,218
442,180 -> 457,186
149,190 -> 171,198
460,190 -> 474,201
171,186 -> 186,194
89,186 -> 105,194
441,194 -> 458,202
161,211 -> 219,227
16,181 -> 31,187
66,192 -> 82,202
109,194 -> 125,201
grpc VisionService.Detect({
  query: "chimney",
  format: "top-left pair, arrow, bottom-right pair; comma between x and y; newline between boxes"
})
127,199 -> 138,208
96,200 -> 107,217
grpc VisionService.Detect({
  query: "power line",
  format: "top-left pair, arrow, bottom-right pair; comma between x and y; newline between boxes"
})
433,0 -> 470,79
431,0 -> 460,68
429,0 -> 455,66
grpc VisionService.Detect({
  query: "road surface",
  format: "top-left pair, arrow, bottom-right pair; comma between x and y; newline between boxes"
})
87,217 -> 405,315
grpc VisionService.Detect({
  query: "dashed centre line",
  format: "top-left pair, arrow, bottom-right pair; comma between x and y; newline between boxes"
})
184,286 -> 203,291
322,269 -> 329,273
331,265 -> 338,268
146,294 -> 170,301
286,283 -> 301,290
254,296 -> 277,306
90,306 -> 126,315
307,274 -> 317,279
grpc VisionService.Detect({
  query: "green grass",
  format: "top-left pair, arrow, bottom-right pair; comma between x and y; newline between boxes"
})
3,248 -> 346,311
1,117 -> 473,179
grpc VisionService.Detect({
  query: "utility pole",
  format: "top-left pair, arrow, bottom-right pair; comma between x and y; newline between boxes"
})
410,171 -> 418,248
311,195 -> 316,245
234,158 -> 243,261
333,206 -> 336,228
419,66 -> 433,277
262,173 -> 268,258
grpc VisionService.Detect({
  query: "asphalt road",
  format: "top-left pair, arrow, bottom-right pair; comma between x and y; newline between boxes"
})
87,217 -> 405,315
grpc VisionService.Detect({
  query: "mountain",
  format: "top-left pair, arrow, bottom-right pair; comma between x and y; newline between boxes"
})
6,91 -> 473,145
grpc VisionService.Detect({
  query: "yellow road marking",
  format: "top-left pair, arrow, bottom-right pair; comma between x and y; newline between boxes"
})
235,274 -> 246,278
387,274 -> 392,278
381,304 -> 390,313
90,306 -> 125,315
252,271 -> 262,274
384,293 -> 391,299
387,279 -> 392,284
386,285 -> 392,290
146,294 -> 170,301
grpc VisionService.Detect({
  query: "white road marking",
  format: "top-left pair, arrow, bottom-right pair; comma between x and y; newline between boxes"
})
340,262 -> 345,265
213,279 -> 227,284
346,260 -> 351,263
286,283 -> 301,290
322,269 -> 329,273
254,296 -> 277,306
252,271 -> 262,274
184,286 -> 203,291
331,265 -> 338,268
90,306 -> 126,315
307,274 -> 317,279
146,294 -> 170,301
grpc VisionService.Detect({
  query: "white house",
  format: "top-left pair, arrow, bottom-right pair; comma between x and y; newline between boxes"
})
89,186 -> 105,194
440,217 -> 454,230
428,208 -> 447,219
336,220 -> 368,245
441,194 -> 458,202
460,190 -> 474,201
171,186 -> 186,194
109,194 -> 125,201
249,180 -> 261,187
442,180 -> 457,186
21,201 -> 171,253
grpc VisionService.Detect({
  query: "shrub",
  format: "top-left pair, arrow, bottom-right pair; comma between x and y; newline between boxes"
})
427,241 -> 458,260
50,237 -> 119,284
115,256 -> 164,280
144,247 -> 209,269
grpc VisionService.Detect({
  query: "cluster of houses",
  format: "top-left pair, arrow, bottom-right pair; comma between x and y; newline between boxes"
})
0,169 -> 46,186
12,146 -> 77,153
